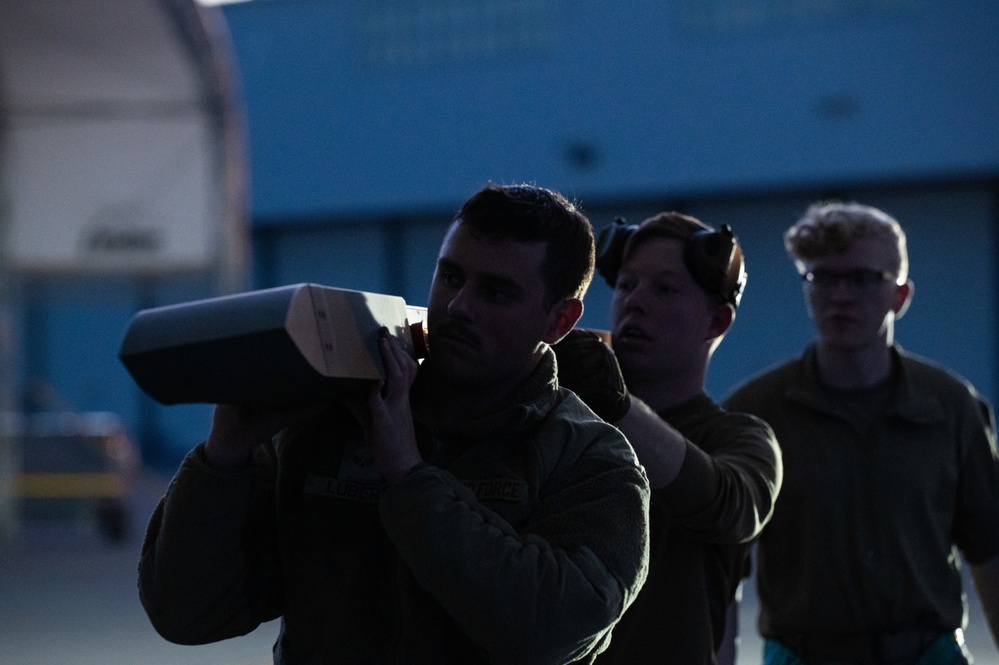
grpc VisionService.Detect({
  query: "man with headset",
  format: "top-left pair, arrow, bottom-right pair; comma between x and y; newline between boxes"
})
554,211 -> 782,664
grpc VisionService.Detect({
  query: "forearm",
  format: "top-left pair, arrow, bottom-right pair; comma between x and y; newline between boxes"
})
379,461 -> 649,664
625,404 -> 780,543
971,553 -> 999,649
139,445 -> 275,644
614,395 -> 688,489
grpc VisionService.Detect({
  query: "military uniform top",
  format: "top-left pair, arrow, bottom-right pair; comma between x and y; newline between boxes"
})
139,351 -> 651,665
724,344 -> 999,639
594,392 -> 781,664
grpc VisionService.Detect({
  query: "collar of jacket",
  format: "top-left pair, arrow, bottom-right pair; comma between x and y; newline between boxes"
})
411,346 -> 561,440
784,343 -> 946,426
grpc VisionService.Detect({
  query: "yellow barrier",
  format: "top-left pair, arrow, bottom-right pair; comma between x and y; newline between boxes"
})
15,472 -> 126,499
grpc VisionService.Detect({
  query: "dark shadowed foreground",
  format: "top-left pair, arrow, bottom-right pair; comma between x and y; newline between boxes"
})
1,471 -> 995,665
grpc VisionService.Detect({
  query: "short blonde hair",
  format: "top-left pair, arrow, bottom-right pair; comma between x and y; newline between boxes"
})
784,202 -> 909,282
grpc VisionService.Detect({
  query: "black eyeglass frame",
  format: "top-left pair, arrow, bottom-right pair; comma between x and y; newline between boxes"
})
801,268 -> 898,290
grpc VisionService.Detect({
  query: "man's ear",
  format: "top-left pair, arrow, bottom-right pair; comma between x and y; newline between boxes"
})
542,298 -> 584,344
706,303 -> 735,341
894,279 -> 914,320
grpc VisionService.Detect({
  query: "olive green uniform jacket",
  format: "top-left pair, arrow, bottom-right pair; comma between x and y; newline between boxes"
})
139,351 -> 651,665
595,393 -> 782,664
725,345 -> 999,641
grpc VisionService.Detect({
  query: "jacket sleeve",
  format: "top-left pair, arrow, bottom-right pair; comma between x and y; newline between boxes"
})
137,444 -> 282,645
377,425 -> 650,665
659,413 -> 782,545
953,392 -> 999,563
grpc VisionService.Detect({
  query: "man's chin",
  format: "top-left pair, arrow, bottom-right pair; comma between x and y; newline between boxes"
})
424,354 -> 481,387
430,333 -> 481,360
613,343 -> 647,368
819,334 -> 875,352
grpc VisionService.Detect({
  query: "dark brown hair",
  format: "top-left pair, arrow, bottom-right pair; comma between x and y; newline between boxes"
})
455,183 -> 595,304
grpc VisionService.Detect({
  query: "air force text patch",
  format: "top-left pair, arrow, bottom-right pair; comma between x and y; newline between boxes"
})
304,442 -> 384,503
463,478 -> 527,502
304,475 -> 382,503
303,439 -> 528,505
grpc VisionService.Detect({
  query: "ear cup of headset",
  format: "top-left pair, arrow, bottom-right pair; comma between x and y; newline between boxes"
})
594,217 -> 637,287
596,217 -> 747,306
683,225 -> 746,307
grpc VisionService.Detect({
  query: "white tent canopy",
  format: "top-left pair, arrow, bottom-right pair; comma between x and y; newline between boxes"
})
0,0 -> 248,539
0,0 -> 247,278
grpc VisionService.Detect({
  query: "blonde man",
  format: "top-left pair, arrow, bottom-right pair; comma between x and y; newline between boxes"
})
725,202 -> 999,665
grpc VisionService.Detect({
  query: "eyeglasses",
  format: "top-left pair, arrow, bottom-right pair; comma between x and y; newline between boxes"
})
802,268 -> 897,291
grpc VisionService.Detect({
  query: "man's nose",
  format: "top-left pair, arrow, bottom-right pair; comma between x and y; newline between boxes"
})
619,286 -> 647,312
827,276 -> 858,299
447,285 -> 474,318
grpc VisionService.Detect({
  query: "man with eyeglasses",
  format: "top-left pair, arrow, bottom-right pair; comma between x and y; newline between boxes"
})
725,202 -> 999,665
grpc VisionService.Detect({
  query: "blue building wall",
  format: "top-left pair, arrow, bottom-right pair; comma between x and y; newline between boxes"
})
247,180 -> 998,414
15,0 -> 998,468
222,0 -> 998,218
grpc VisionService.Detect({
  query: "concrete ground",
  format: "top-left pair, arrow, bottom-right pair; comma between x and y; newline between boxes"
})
0,471 -> 279,665
735,571 -> 999,665
1,469 -> 996,665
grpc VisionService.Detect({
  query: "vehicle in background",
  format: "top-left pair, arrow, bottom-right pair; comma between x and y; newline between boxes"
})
4,411 -> 140,543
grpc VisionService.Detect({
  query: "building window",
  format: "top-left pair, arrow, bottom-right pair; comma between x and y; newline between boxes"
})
675,0 -> 921,34
358,0 -> 557,71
